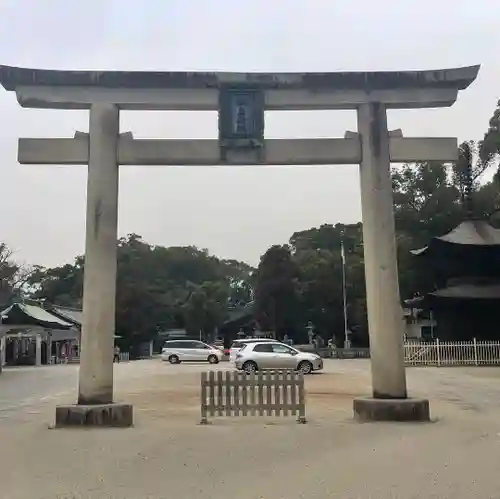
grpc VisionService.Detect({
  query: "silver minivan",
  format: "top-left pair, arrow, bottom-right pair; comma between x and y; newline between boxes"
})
161,340 -> 223,364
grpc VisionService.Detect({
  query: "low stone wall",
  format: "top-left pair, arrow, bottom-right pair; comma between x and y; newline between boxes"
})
297,345 -> 370,359
67,352 -> 130,364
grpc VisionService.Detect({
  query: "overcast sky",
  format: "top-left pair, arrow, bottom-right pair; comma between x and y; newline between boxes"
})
0,0 -> 498,268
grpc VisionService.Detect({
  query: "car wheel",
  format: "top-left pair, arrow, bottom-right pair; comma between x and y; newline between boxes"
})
298,361 -> 313,375
243,361 -> 258,374
207,354 -> 219,364
168,355 -> 180,364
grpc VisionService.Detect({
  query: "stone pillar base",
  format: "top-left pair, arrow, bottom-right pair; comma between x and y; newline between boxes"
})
353,398 -> 430,422
55,403 -> 133,428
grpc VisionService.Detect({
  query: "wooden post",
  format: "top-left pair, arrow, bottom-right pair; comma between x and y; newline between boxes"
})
200,371 -> 208,424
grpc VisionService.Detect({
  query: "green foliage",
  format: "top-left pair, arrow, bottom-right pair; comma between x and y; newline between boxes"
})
28,234 -> 253,344
291,224 -> 367,345
252,223 -> 368,346
254,245 -> 299,337
253,148 -> 500,345
182,281 -> 229,338
0,243 -> 38,307
24,157 -> 500,347
0,243 -> 21,306
480,100 -> 500,168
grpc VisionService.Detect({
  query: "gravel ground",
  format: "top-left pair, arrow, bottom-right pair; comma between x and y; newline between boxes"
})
1,359 -> 500,499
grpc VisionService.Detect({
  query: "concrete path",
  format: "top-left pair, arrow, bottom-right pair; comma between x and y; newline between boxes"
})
1,360 -> 500,498
0,364 -> 77,417
0,360 -> 154,419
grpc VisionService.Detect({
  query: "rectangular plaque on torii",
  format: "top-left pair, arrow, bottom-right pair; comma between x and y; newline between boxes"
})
218,86 -> 264,162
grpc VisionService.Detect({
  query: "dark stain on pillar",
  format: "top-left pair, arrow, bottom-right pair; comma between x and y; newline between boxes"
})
370,102 -> 382,158
94,199 -> 102,238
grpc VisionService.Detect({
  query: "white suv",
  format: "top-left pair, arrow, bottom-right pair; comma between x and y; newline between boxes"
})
229,338 -> 275,363
161,340 -> 223,364
234,341 -> 323,374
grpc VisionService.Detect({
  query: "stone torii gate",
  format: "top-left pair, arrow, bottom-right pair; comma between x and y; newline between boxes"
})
0,64 -> 479,426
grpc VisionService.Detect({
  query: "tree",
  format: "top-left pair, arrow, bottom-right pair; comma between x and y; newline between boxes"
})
480,99 -> 500,171
0,243 -> 37,306
227,278 -> 253,307
28,258 -> 84,308
392,161 -> 462,247
20,101 -> 500,346
254,245 -> 299,338
182,281 -> 229,340
29,234 -> 253,344
290,223 -> 368,346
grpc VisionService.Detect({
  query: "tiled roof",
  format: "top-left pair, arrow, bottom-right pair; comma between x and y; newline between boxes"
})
51,306 -> 82,325
430,284 -> 500,299
0,303 -> 72,327
437,220 -> 500,246
411,220 -> 500,255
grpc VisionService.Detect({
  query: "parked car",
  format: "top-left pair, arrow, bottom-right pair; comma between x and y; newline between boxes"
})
229,338 -> 275,363
234,341 -> 323,374
161,340 -> 224,364
211,340 -> 226,352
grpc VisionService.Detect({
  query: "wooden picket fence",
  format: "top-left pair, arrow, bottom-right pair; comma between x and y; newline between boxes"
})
200,370 -> 307,424
404,339 -> 500,366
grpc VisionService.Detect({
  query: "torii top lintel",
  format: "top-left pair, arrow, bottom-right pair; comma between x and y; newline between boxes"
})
0,64 -> 480,111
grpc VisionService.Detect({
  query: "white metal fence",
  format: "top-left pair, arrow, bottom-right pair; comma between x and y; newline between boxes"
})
404,339 -> 500,366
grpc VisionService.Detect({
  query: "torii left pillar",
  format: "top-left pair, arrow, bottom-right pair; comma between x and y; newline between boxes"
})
55,104 -> 133,427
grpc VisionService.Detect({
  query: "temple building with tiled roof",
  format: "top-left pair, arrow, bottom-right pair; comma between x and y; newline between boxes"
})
405,215 -> 500,340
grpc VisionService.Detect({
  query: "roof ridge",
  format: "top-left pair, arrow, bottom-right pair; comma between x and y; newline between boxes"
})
52,304 -> 82,312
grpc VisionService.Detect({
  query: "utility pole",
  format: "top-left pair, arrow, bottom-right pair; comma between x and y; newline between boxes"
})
341,235 -> 349,349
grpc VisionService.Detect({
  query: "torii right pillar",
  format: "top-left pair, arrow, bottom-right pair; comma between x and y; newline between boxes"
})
353,101 -> 423,421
